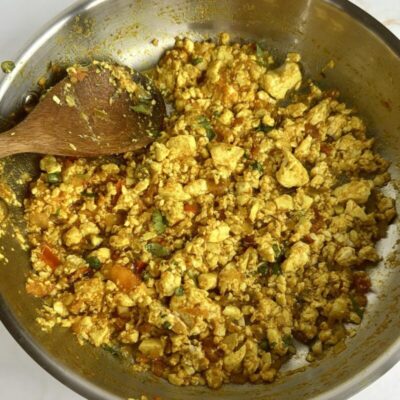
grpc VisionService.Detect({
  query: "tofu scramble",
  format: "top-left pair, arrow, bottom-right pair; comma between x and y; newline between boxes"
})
24,33 -> 396,388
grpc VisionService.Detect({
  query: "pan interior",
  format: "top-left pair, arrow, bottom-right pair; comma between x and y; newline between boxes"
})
0,1 -> 399,399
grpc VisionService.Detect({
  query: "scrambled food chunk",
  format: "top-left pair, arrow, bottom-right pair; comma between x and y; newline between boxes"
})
24,33 -> 395,388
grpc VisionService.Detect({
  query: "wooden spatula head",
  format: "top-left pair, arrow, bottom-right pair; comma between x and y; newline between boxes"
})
2,62 -> 165,157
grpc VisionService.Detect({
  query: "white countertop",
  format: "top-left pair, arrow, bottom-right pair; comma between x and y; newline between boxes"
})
0,0 -> 399,399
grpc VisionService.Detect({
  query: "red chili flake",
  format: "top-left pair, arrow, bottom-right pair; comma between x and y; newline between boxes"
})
184,203 -> 200,214
40,244 -> 61,270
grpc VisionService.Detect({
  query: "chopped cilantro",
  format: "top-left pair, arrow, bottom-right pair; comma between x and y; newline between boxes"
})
86,256 -> 101,270
257,122 -> 274,133
47,172 -> 61,184
272,244 -> 282,259
162,321 -> 172,330
141,271 -> 151,282
198,115 -> 216,141
255,43 -> 267,67
272,262 -> 282,275
251,161 -> 264,173
145,242 -> 170,258
257,262 -> 269,276
131,102 -> 152,116
82,190 -> 97,198
152,209 -> 168,234
282,335 -> 293,347
103,345 -> 121,357
191,57 -> 203,65
174,286 -> 184,296
1,60 -> 15,73
148,130 -> 161,139
260,338 -> 270,352
350,296 -> 364,319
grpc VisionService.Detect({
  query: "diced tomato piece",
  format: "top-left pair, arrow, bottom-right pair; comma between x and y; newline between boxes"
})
112,179 -> 124,206
353,272 -> 371,294
64,157 -> 77,168
184,203 -> 199,214
40,244 -> 61,270
320,143 -> 332,155
134,260 -> 147,273
151,359 -> 166,378
107,264 -> 141,292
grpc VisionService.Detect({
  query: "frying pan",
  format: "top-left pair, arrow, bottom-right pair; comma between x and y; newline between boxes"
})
0,0 -> 399,399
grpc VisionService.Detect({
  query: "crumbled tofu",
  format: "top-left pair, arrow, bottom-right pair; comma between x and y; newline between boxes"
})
40,155 -> 61,173
198,272 -> 218,290
210,143 -> 244,173
167,135 -> 197,159
184,179 -> 208,196
207,222 -> 230,242
157,271 -> 181,297
63,226 -> 83,247
276,151 -> 309,188
334,180 -> 373,204
24,36 -> 394,390
261,62 -> 302,99
139,338 -> 165,358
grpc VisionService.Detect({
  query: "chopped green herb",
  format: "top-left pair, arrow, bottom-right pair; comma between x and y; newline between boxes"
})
282,335 -> 293,347
198,116 -> 216,141
162,321 -> 172,330
139,91 -> 153,101
272,244 -> 281,259
255,44 -> 267,67
174,286 -> 184,296
257,122 -> 274,133
148,130 -> 161,139
272,262 -> 282,275
141,271 -> 151,282
81,190 -> 97,198
47,172 -> 61,184
257,262 -> 269,276
86,256 -> 101,270
206,129 -> 216,141
145,242 -> 170,258
131,102 -> 152,116
251,161 -> 264,173
152,209 -> 168,234
350,296 -> 364,319
259,338 -> 270,352
191,57 -> 203,65
1,60 -> 15,73
103,345 -> 121,357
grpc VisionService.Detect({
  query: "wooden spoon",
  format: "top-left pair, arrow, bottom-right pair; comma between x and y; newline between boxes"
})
0,62 -> 165,157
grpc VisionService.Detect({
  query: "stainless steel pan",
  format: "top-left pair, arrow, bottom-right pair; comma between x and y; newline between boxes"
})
0,1 -> 399,399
